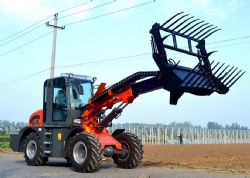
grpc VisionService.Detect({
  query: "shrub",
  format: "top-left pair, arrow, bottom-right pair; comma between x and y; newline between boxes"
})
0,135 -> 10,142
0,142 -> 10,148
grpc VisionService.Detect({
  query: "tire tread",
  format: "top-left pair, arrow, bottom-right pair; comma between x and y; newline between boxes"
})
113,132 -> 143,169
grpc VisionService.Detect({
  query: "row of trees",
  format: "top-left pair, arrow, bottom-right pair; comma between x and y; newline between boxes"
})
114,121 -> 248,130
207,121 -> 248,130
0,120 -> 248,135
113,121 -> 202,130
0,120 -> 27,135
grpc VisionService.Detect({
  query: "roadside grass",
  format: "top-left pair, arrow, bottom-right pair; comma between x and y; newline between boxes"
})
0,135 -> 10,148
141,160 -> 188,168
0,135 -> 10,142
0,142 -> 10,148
167,161 -> 185,166
141,160 -> 163,167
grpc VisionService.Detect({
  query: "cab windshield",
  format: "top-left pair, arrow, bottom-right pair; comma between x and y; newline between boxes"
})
69,79 -> 93,109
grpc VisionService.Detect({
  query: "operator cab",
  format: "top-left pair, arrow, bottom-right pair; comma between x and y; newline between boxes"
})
43,73 -> 96,126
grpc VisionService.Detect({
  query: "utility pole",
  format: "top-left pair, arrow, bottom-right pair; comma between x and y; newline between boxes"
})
46,13 -> 65,78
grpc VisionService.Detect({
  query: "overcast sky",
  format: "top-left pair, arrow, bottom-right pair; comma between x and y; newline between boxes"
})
0,0 -> 249,127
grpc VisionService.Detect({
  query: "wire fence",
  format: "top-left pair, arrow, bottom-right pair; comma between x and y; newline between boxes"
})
110,124 -> 250,145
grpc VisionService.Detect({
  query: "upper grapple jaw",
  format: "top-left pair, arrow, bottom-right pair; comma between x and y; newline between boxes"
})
150,12 -> 245,104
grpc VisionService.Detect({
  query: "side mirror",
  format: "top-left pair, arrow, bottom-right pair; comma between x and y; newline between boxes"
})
78,85 -> 84,95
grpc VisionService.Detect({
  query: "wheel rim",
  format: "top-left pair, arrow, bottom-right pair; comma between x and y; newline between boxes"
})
119,141 -> 130,160
26,140 -> 37,159
73,141 -> 87,164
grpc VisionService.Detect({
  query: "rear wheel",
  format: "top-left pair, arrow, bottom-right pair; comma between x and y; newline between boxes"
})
112,132 -> 143,169
70,132 -> 102,172
24,132 -> 48,166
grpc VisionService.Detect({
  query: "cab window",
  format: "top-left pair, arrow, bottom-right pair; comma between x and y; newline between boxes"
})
52,78 -> 67,121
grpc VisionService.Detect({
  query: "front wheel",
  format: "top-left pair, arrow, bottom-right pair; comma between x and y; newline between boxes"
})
112,132 -> 143,169
70,132 -> 102,172
24,132 -> 48,166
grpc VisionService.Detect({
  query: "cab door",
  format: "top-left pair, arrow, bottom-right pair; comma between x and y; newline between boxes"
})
43,77 -> 67,124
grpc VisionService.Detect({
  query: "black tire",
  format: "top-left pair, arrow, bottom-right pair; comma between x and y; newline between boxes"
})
24,132 -> 48,166
65,136 -> 73,163
70,132 -> 102,172
112,132 -> 143,169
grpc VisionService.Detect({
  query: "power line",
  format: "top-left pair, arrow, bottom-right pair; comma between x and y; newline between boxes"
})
1,0 -> 248,58
0,31 -> 53,57
1,38 -> 249,87
0,0 -> 154,56
164,36 -> 250,53
207,36 -> 250,45
1,1 -> 248,86
58,0 -> 116,20
56,53 -> 151,68
0,0 -> 92,45
0,24 -> 45,47
57,0 -> 92,14
208,41 -> 250,49
0,16 -> 53,43
0,53 -> 151,87
65,0 -> 156,26
0,69 -> 50,87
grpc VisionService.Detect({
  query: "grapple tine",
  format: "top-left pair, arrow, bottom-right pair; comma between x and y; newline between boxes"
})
211,65 -> 230,88
176,19 -> 199,33
225,70 -> 242,86
213,63 -> 225,76
202,29 -> 222,40
182,21 -> 204,34
191,25 -> 214,38
215,66 -> 234,85
222,67 -> 238,83
210,61 -> 221,71
192,25 -> 216,39
213,64 -> 230,83
228,71 -> 246,88
181,63 -> 201,84
165,14 -> 189,29
160,12 -> 184,28
206,63 -> 225,88
196,26 -> 218,39
201,62 -> 220,88
190,61 -> 215,87
187,23 -> 209,36
171,16 -> 194,31
196,60 -> 215,87
183,68 -> 201,87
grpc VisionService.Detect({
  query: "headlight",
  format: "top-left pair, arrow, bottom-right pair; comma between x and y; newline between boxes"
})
73,118 -> 81,124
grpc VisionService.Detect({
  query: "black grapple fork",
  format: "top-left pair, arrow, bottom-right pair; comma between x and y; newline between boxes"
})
150,12 -> 245,104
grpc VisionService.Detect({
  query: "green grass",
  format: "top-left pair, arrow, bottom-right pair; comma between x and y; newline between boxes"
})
141,160 -> 163,166
0,142 -> 10,148
0,135 -> 10,142
167,161 -> 184,166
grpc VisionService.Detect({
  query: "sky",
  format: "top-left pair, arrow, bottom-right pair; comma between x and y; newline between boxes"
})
0,0 -> 249,128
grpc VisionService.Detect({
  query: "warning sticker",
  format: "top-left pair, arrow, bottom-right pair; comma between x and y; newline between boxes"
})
58,133 -> 62,140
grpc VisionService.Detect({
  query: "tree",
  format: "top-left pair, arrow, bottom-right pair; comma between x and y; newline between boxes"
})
207,121 -> 222,129
0,120 -> 27,134
0,127 -> 7,135
207,121 -> 248,130
240,126 -> 248,130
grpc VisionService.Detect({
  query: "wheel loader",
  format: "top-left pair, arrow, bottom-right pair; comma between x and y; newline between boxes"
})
10,12 -> 245,172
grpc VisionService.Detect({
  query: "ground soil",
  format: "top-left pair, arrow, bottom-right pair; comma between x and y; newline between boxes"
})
142,144 -> 250,175
1,144 -> 250,175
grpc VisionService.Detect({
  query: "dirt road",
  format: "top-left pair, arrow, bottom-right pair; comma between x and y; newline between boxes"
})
1,144 -> 250,177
